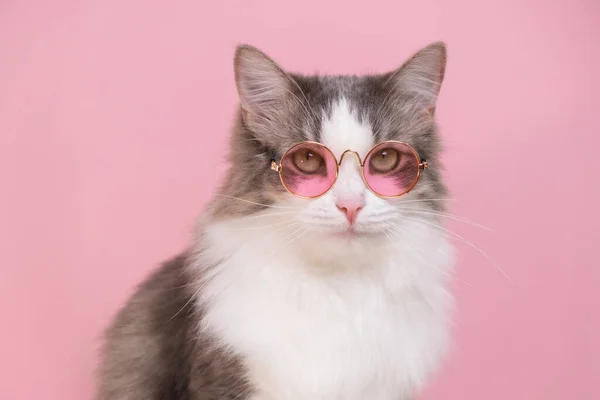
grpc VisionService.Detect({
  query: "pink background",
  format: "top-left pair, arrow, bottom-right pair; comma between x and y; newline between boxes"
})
1,1 -> 599,399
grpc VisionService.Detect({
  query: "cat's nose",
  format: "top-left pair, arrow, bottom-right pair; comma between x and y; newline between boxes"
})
336,198 -> 365,224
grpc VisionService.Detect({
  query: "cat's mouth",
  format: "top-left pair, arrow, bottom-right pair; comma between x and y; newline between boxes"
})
335,224 -> 372,239
315,223 -> 360,239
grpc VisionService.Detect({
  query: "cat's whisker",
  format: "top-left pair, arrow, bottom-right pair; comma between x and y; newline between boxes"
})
268,220 -> 303,237
165,285 -> 202,324
210,193 -> 300,210
161,282 -> 198,291
274,223 -> 306,245
429,264 -> 473,287
396,207 -> 493,232
206,226 -> 308,319
251,220 -> 306,257
280,226 -> 309,249
213,225 -> 307,292
381,228 -> 394,244
234,211 -> 299,222
222,219 -> 294,232
384,227 -> 473,287
395,198 -> 456,204
389,215 -> 516,286
261,221 -> 311,258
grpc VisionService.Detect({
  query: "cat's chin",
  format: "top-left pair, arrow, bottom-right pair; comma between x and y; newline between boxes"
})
296,227 -> 394,268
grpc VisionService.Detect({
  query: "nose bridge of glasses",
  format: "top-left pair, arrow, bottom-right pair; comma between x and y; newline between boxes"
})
338,150 -> 363,166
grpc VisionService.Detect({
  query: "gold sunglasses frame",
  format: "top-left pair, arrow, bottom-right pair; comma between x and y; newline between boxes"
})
270,140 -> 428,199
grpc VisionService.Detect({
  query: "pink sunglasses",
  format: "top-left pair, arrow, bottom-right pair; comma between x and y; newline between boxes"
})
270,141 -> 428,199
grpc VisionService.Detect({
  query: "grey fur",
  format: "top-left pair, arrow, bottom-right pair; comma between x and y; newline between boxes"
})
95,253 -> 252,400
95,42 -> 448,399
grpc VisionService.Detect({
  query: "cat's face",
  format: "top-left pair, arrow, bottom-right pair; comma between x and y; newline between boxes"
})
210,43 -> 448,256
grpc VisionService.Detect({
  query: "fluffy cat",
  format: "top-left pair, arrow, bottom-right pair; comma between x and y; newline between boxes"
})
95,42 -> 454,400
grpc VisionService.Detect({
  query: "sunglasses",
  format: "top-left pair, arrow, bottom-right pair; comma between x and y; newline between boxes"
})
270,141 -> 428,199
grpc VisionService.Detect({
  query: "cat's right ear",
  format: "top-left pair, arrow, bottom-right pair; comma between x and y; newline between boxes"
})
234,45 -> 295,135
386,42 -> 447,116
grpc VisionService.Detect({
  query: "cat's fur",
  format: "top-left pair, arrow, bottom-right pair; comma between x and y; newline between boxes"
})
96,42 -> 454,400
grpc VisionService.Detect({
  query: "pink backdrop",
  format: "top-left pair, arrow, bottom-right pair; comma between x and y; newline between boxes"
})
1,1 -> 599,399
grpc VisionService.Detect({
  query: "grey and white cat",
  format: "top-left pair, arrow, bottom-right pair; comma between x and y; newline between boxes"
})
96,42 -> 454,400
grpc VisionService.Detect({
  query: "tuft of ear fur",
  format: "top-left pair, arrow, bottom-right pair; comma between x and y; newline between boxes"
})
387,42 -> 447,115
234,45 -> 298,140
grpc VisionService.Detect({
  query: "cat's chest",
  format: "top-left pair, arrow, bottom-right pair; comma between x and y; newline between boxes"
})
199,252 -> 449,400
241,294 -> 437,400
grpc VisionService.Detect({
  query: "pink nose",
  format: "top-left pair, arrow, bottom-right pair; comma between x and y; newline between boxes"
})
336,199 -> 364,224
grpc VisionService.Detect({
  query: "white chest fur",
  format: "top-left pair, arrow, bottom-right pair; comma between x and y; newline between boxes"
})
195,221 -> 454,400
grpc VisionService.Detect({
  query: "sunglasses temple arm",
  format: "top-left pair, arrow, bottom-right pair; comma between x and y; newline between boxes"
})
270,160 -> 281,172
419,160 -> 429,170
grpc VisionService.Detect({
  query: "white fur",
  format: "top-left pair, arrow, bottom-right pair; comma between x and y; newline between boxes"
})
320,97 -> 373,157
194,98 -> 454,399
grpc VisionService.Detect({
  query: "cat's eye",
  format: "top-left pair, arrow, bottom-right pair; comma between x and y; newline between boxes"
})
292,148 -> 323,174
272,141 -> 427,199
368,148 -> 399,173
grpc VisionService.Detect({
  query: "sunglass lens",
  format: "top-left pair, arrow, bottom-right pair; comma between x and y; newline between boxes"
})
280,143 -> 337,197
363,142 -> 420,197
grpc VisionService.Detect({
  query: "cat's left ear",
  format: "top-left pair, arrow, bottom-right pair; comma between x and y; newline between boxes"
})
387,42 -> 447,115
234,45 -> 298,138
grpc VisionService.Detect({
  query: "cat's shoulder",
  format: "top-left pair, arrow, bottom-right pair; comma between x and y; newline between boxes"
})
96,253 -> 252,400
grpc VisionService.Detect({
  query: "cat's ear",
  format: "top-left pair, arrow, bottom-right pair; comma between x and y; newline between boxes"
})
387,42 -> 447,115
234,45 -> 295,131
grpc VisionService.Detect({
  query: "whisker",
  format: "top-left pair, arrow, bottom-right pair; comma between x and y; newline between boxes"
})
395,198 -> 456,204
382,226 -> 472,286
221,219 -> 294,232
180,220 -> 306,320
234,211 -> 299,222
390,215 -> 516,286
159,282 -> 198,291
210,193 -> 300,210
205,225 -> 308,309
381,228 -> 394,243
269,220 -> 303,237
281,227 -> 309,248
396,207 -> 493,232
165,285 -> 201,324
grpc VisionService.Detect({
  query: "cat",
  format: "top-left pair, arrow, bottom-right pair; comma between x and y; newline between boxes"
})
95,41 -> 454,400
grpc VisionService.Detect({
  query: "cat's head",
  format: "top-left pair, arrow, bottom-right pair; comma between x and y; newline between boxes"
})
209,43 -> 448,261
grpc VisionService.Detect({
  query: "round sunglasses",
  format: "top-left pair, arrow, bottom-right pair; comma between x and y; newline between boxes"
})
270,141 -> 428,199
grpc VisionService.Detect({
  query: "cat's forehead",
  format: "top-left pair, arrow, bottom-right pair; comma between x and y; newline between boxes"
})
296,75 -> 383,157
320,97 -> 374,158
